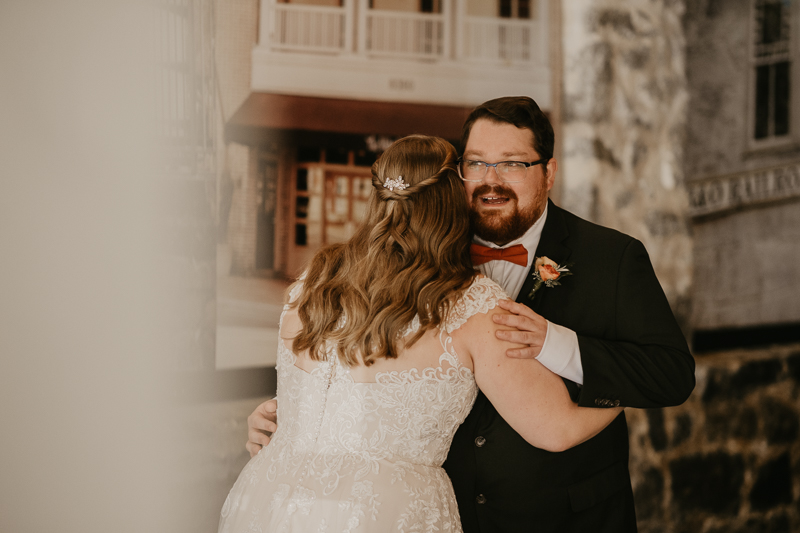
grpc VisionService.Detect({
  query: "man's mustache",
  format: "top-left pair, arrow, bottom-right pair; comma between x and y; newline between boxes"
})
471,184 -> 518,203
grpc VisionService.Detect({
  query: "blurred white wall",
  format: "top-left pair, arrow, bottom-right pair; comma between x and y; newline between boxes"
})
0,1 -> 193,531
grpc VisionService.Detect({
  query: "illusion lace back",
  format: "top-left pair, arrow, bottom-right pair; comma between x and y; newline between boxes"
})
218,276 -> 507,533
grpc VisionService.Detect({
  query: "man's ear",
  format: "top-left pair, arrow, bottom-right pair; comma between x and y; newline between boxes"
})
545,158 -> 558,191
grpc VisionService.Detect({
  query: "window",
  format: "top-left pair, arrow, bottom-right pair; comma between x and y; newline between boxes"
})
499,0 -> 532,19
752,0 -> 793,141
292,148 -> 372,251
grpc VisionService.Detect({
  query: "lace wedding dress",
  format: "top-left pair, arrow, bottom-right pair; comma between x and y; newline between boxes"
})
218,276 -> 506,533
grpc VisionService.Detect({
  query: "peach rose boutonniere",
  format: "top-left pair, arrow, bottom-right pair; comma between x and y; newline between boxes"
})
528,256 -> 572,299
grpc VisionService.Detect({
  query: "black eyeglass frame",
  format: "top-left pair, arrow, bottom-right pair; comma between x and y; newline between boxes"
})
456,158 -> 549,183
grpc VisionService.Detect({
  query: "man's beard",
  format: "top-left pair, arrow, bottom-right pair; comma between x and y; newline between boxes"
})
469,184 -> 544,245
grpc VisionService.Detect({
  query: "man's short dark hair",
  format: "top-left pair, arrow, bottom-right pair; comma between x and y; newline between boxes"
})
460,96 -> 554,161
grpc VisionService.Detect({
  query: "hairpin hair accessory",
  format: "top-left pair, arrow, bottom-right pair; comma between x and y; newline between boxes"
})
383,175 -> 409,192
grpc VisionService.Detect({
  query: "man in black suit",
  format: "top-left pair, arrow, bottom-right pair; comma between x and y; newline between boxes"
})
444,96 -> 694,532
246,96 -> 695,532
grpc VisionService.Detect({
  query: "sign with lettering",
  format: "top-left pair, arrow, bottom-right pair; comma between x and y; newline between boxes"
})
688,162 -> 800,217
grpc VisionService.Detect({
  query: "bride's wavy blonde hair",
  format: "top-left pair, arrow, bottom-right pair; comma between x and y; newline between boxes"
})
289,135 -> 477,366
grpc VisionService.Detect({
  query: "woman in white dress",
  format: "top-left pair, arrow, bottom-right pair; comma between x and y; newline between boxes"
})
218,135 -> 621,533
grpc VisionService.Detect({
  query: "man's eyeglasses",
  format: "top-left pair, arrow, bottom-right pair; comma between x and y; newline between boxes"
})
457,158 -> 548,183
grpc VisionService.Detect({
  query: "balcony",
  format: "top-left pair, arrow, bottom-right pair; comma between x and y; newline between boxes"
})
252,0 -> 551,109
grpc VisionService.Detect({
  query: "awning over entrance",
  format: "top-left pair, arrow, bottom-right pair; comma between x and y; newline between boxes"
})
225,93 -> 474,147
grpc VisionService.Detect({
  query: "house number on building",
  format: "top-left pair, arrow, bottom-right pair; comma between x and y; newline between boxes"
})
389,78 -> 414,91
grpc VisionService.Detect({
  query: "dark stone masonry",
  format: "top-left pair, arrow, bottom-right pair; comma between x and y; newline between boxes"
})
670,452 -> 744,514
627,344 -> 800,532
750,453 -> 793,511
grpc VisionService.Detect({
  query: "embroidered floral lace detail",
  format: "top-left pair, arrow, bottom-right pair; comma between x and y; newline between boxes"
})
444,276 -> 507,333
219,276 -> 508,533
286,486 -> 316,516
269,485 -> 290,514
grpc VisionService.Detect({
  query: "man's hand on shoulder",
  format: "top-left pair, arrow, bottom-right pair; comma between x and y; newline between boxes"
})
246,398 -> 278,458
493,300 -> 548,358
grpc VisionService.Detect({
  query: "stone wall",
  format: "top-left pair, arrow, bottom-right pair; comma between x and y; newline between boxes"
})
560,0 -> 693,326
628,343 -> 800,533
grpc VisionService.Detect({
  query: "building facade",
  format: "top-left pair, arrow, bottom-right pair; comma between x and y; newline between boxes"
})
685,0 -> 800,349
221,0 -> 554,279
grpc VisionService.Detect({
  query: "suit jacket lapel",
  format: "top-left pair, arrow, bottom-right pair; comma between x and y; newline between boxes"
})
516,200 -> 572,314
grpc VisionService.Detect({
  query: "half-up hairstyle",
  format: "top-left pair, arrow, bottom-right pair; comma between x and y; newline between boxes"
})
289,135 -> 476,366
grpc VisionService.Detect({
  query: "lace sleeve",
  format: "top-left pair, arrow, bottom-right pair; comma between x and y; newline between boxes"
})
284,274 -> 306,312
444,276 -> 508,334
277,276 -> 306,370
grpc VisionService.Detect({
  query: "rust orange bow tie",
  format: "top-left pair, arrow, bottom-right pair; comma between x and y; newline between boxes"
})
470,243 -> 528,267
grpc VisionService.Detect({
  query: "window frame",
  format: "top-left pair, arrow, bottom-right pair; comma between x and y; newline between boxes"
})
748,0 -> 800,151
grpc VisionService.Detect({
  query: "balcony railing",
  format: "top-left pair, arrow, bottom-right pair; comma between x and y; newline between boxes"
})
366,10 -> 444,59
462,16 -> 535,63
271,3 -> 347,53
262,1 -> 543,65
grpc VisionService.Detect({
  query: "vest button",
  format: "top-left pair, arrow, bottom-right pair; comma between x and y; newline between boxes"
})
476,494 -> 487,505
475,436 -> 486,447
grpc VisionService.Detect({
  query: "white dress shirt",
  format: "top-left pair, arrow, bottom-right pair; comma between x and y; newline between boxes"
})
473,203 -> 584,384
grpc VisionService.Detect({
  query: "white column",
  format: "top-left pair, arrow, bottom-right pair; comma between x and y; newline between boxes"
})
259,0 -> 274,48
441,0 -> 452,60
535,0 -> 550,65
357,0 -> 369,55
344,0 -> 355,53
453,0 -> 465,60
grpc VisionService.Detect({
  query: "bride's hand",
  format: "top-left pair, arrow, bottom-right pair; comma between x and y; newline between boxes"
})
492,299 -> 548,358
246,398 -> 278,457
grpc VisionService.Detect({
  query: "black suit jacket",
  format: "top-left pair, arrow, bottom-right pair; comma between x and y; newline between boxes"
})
443,200 -> 695,533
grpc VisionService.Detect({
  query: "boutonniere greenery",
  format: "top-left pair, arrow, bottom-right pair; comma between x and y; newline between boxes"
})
528,256 -> 572,299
